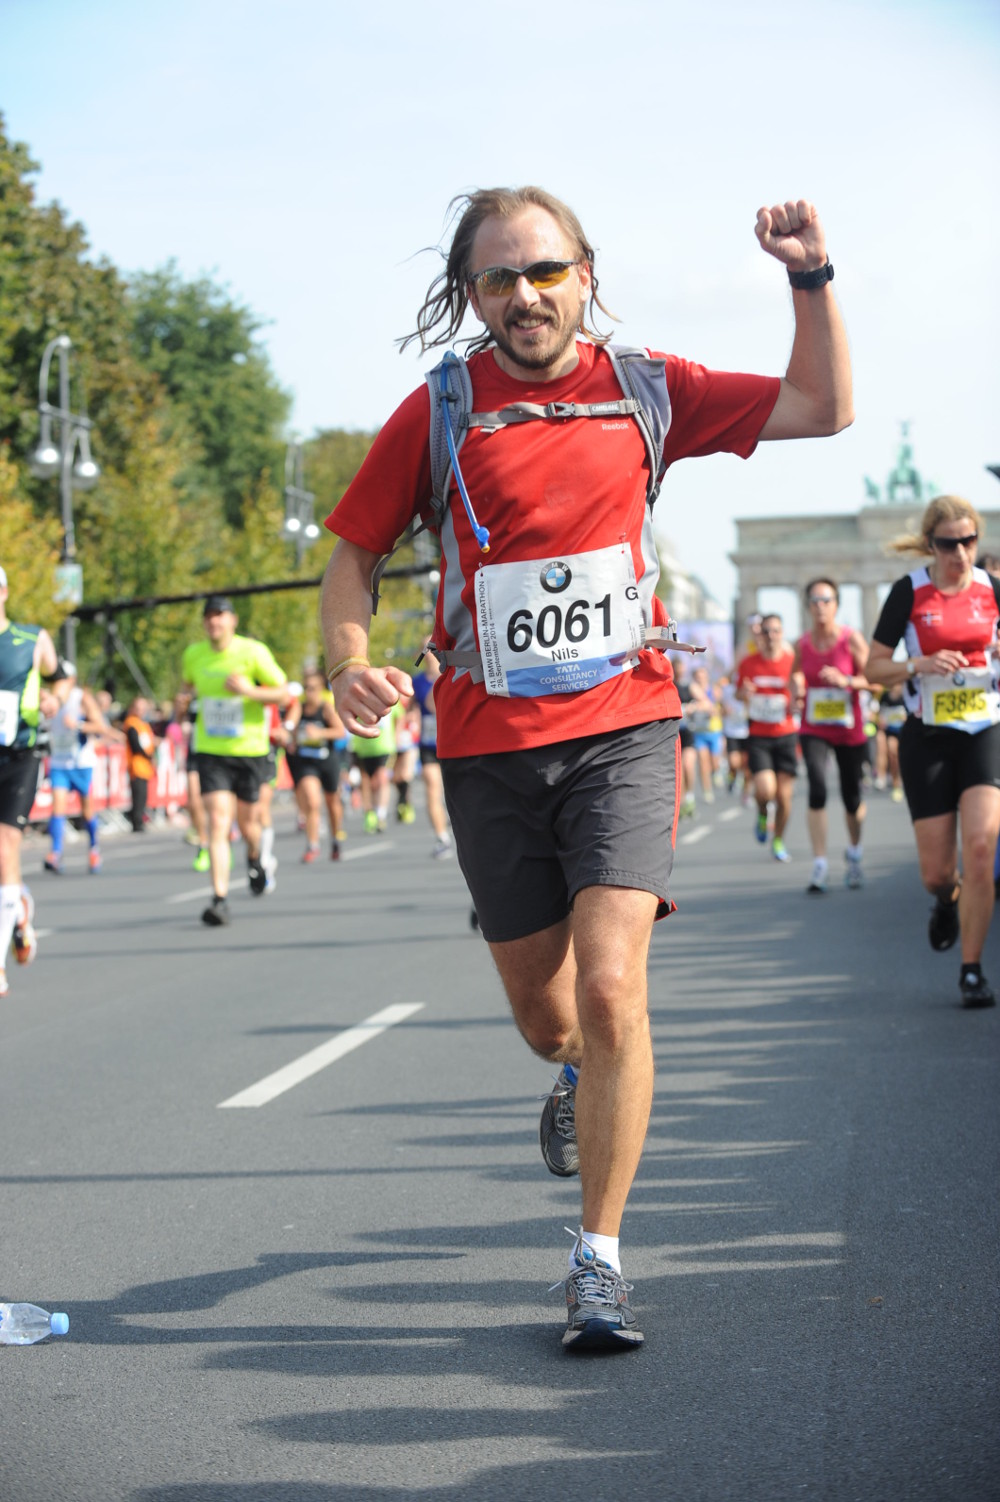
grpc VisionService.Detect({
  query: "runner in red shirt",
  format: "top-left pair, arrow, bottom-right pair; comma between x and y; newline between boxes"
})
320,185 -> 853,1351
735,614 -> 798,861
791,578 -> 871,893
868,495 -> 1000,1009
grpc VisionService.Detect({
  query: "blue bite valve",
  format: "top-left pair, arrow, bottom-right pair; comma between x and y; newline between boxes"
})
50,1313 -> 69,1336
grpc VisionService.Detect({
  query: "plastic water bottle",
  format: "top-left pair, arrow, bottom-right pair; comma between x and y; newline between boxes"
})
0,1303 -> 69,1345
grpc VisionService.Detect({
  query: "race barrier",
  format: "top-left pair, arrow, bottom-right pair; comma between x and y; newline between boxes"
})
29,741 -> 293,823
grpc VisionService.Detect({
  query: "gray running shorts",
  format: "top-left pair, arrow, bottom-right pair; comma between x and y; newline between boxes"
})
441,718 -> 680,944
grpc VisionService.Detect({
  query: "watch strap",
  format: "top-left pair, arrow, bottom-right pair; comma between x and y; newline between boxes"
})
788,261 -> 834,291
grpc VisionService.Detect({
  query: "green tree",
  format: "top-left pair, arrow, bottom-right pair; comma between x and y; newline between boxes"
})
0,444 -> 67,630
129,265 -> 291,528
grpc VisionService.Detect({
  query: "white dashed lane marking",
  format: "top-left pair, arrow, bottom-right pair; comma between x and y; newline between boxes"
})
217,1002 -> 425,1108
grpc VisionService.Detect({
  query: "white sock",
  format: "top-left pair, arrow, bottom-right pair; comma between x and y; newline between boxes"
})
571,1230 -> 621,1274
846,842 -> 863,860
260,826 -> 275,865
0,885 -> 20,970
813,856 -> 828,874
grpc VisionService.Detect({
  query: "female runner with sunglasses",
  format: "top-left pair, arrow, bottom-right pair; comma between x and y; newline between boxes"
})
792,578 -> 871,893
867,495 -> 1000,1008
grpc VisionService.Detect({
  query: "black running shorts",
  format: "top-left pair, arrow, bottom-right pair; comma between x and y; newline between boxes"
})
196,752 -> 270,803
747,733 -> 799,779
898,717 -> 1000,821
441,718 -> 680,944
0,749 -> 42,830
287,751 -> 342,795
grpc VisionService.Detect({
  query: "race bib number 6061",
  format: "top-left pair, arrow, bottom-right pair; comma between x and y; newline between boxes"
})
475,546 -> 645,699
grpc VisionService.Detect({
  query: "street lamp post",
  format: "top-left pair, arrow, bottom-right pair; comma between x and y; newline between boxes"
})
28,335 -> 100,663
282,442 -> 319,566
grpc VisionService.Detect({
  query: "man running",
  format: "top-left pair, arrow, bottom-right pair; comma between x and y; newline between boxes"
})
411,648 -> 453,859
0,565 -> 67,997
736,613 -> 798,862
179,597 -> 287,927
320,187 -> 852,1350
44,665 -> 110,874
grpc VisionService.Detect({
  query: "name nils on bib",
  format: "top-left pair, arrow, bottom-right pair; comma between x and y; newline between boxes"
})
475,547 -> 645,699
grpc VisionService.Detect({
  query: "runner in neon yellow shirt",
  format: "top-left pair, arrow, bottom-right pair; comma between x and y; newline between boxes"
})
179,596 -> 287,926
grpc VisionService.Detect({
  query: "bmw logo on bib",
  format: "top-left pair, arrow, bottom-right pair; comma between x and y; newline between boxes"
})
540,561 -> 572,594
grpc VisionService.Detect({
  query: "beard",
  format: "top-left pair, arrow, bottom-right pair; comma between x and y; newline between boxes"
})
483,307 -> 581,376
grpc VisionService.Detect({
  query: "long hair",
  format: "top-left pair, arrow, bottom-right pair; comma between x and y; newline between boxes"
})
887,494 -> 984,557
398,186 -> 617,356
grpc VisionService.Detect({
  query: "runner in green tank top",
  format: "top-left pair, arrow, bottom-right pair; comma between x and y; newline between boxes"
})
0,563 -> 69,996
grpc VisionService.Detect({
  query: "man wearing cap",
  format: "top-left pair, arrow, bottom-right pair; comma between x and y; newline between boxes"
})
0,564 -> 69,996
179,597 -> 288,926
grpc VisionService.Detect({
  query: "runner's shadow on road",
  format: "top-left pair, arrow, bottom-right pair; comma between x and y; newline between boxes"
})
59,1251 -> 462,1341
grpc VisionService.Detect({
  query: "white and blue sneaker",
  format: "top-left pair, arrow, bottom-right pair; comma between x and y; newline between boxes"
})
555,1229 -> 643,1353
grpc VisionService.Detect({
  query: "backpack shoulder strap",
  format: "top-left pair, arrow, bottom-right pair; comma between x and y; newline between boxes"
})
605,344 -> 672,506
371,354 -> 472,615
426,352 -> 473,527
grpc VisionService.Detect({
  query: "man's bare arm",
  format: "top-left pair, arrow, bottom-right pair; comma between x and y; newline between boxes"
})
320,539 -> 413,738
755,199 -> 854,441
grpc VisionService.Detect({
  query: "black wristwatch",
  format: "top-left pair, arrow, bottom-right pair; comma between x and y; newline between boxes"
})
788,261 -> 834,290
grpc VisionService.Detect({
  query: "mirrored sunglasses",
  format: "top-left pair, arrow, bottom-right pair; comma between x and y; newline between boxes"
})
808,594 -> 836,605
468,259 -> 578,297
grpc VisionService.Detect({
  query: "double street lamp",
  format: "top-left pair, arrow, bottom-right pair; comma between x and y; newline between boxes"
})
28,335 -> 101,662
282,442 -> 320,565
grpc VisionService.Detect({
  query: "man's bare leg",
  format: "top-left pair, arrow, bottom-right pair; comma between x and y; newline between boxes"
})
489,884 -> 657,1235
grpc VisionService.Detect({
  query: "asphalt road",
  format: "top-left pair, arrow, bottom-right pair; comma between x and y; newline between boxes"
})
1,777 -> 996,1502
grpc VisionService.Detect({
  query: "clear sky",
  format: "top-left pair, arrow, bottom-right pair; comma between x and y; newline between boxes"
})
2,0 -> 998,623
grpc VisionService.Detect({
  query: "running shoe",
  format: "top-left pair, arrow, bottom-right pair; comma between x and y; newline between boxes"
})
679,793 -> 696,819
891,787 -> 904,804
431,836 -> 452,860
88,849 -> 102,874
43,856 -> 62,875
247,857 -> 267,896
755,811 -> 768,843
772,837 -> 791,863
959,971 -> 996,1009
193,847 -> 210,873
928,894 -> 960,952
201,896 -> 230,927
396,803 -> 416,825
330,841 -> 340,862
264,857 -> 277,895
702,789 -> 715,804
302,846 -> 320,864
363,811 -> 378,835
539,1066 -> 579,1177
557,1232 -> 643,1353
844,853 -> 864,890
807,860 -> 828,894
13,889 -> 37,966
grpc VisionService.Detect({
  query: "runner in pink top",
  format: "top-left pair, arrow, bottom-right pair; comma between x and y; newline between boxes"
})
792,577 -> 871,893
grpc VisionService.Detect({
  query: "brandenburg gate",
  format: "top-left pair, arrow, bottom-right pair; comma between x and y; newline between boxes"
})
729,429 -> 1000,637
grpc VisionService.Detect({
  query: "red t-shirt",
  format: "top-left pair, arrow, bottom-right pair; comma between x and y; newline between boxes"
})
736,647 -> 796,737
329,343 -> 779,756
